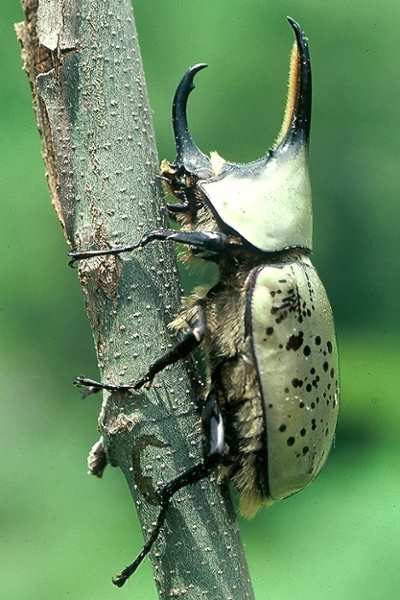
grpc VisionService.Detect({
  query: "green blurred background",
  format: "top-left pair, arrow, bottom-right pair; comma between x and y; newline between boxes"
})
1,1 -> 399,598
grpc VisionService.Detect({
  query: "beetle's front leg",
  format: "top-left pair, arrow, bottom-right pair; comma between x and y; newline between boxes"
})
68,229 -> 230,267
74,303 -> 207,393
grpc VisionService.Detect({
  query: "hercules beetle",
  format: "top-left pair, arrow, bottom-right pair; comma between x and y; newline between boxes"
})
69,17 -> 339,587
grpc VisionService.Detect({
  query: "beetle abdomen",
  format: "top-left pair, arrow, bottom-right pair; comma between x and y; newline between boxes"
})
247,257 -> 339,502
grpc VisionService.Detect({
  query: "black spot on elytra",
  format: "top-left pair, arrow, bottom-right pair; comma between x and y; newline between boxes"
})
279,424 -> 287,432
286,331 -> 304,351
287,437 -> 295,446
327,341 -> 333,354
292,378 -> 303,388
323,361 -> 329,372
266,327 -> 274,335
315,335 -> 321,345
303,345 -> 311,356
276,315 -> 287,324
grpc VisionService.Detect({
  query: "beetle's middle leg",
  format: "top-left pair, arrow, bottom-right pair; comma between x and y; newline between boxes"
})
75,303 -> 207,393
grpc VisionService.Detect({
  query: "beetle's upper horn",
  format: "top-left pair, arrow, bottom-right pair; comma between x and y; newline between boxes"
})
276,16 -> 312,149
172,63 -> 212,176
197,18 -> 313,254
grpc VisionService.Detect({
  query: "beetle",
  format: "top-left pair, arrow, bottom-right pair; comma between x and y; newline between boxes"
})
69,17 -> 339,587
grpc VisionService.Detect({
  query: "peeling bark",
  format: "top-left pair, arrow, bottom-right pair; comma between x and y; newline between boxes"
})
16,1 -> 255,598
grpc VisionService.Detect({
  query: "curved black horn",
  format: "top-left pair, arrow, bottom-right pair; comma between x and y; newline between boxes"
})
277,17 -> 312,149
198,19 -> 313,254
172,63 -> 212,175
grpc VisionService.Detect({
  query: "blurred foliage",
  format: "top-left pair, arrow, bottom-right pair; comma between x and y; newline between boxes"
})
1,1 -> 399,599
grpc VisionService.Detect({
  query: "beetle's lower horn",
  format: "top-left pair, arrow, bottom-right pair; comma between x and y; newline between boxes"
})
172,63 -> 212,176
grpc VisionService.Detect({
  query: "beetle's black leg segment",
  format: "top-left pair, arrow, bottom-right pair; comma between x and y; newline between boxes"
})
68,229 -> 230,267
112,461 -> 214,587
74,376 -> 136,392
73,304 -> 207,394
202,387 -> 225,458
112,389 -> 224,588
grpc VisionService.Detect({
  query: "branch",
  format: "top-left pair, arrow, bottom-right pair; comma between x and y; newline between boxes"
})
16,0 -> 255,598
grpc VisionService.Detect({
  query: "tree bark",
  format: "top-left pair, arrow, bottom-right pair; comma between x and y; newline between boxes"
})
16,1 -> 255,598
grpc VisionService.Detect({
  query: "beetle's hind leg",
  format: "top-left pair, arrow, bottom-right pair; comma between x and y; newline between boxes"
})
112,388 -> 225,587
74,303 -> 207,394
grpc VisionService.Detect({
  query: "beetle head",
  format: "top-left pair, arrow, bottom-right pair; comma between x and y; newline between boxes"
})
162,17 -> 313,252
